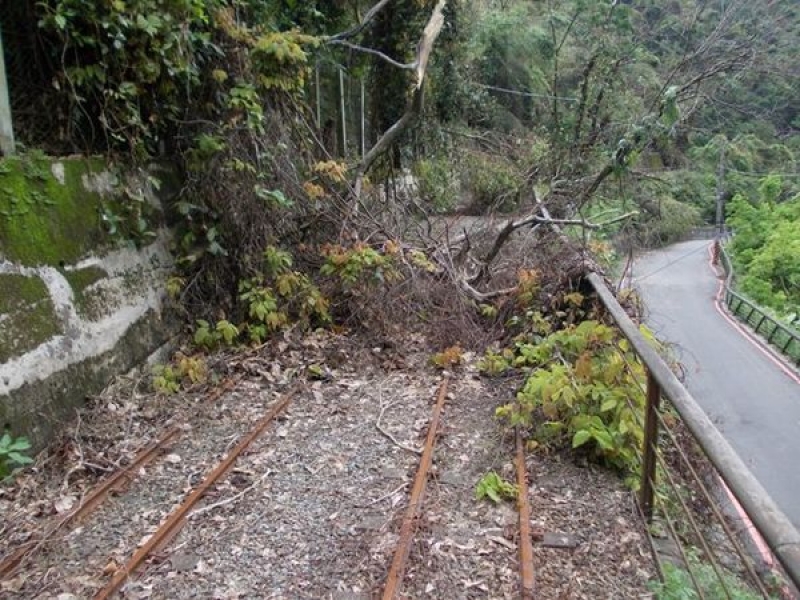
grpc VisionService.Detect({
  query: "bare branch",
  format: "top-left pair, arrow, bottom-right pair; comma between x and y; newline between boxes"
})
328,40 -> 415,70
459,279 -> 517,303
536,211 -> 639,230
575,164 -> 614,209
327,0 -> 393,42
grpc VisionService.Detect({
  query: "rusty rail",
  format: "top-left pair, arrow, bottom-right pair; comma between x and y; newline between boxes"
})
382,378 -> 449,600
0,376 -> 239,580
0,426 -> 181,579
515,430 -> 535,599
587,272 -> 800,589
93,387 -> 295,599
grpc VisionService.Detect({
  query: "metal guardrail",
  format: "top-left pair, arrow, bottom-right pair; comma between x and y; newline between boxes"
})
717,244 -> 800,365
689,225 -> 732,240
587,272 -> 800,592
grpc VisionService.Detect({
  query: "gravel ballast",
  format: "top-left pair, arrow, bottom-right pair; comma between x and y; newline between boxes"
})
1,332 -> 657,599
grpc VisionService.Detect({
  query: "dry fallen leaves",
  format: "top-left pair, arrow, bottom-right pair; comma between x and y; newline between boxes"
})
103,559 -> 119,576
54,494 -> 77,514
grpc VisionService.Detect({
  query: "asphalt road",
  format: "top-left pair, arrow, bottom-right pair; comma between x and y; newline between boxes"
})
631,240 -> 800,530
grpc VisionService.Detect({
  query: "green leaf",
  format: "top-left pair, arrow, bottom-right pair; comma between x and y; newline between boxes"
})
207,240 -> 228,257
216,320 -> 239,345
9,437 -> 31,452
600,398 -> 617,412
475,471 -> 516,504
572,430 -> 591,448
593,430 -> 614,450
7,452 -> 33,465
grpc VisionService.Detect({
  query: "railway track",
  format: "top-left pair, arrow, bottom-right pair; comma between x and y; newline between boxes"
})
379,379 -> 538,599
0,377 -> 239,581
0,426 -> 182,579
93,386 -> 296,598
2,373 -> 546,598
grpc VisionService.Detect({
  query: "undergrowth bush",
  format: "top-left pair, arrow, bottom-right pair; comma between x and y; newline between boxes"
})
649,549 -> 772,600
463,151 -> 522,214
187,245 -> 330,349
414,156 -> 459,213
491,309 -> 650,482
637,196 -> 702,248
475,471 -> 517,504
35,0 -> 347,338
0,433 -> 34,480
152,353 -> 208,394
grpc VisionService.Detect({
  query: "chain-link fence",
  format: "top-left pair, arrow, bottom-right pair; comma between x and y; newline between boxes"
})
0,1 -> 76,153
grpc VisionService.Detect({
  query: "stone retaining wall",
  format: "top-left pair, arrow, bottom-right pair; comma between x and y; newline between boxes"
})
0,155 -> 178,450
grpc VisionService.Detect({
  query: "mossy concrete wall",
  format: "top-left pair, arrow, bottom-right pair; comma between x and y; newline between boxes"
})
0,155 -> 178,450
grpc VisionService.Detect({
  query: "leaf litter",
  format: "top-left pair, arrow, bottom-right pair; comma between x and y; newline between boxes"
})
0,330 -> 656,598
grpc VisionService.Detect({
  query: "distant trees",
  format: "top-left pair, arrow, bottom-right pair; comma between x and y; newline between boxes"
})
2,0 -> 798,309
727,182 -> 800,323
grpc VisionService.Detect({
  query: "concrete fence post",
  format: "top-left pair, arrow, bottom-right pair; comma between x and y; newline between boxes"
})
0,29 -> 15,156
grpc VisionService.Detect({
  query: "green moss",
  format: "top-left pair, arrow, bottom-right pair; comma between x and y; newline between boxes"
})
0,155 -> 110,266
63,266 -> 111,320
0,273 -> 48,313
0,307 -> 179,451
0,273 -> 62,362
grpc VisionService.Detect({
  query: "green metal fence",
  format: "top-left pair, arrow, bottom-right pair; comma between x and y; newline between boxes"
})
718,244 -> 800,365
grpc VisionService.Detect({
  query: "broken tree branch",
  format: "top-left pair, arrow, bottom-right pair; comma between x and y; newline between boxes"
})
415,1 -> 446,89
444,206 -> 636,253
459,279 -> 518,303
352,0 -> 447,200
328,40 -> 415,70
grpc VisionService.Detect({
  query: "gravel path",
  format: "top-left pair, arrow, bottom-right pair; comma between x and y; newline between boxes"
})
528,455 -> 655,598
1,332 -> 657,599
142,370 -> 437,599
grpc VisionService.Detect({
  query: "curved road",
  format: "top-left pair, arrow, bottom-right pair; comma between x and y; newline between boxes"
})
631,240 -> 800,530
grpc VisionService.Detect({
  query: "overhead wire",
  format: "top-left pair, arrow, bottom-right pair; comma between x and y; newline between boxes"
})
628,242 -> 712,283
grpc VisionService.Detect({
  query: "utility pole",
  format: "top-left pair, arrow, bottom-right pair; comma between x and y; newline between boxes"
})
360,77 -> 366,159
715,142 -> 726,236
0,29 -> 15,156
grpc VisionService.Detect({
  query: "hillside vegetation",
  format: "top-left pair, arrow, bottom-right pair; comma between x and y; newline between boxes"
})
2,0 -> 798,472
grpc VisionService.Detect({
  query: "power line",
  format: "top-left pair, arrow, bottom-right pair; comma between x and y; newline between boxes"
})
473,82 -> 579,102
632,167 -> 800,179
631,242 -> 711,283
725,167 -> 800,178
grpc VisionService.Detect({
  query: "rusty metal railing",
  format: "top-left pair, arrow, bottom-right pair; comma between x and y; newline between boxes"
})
587,272 -> 800,594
